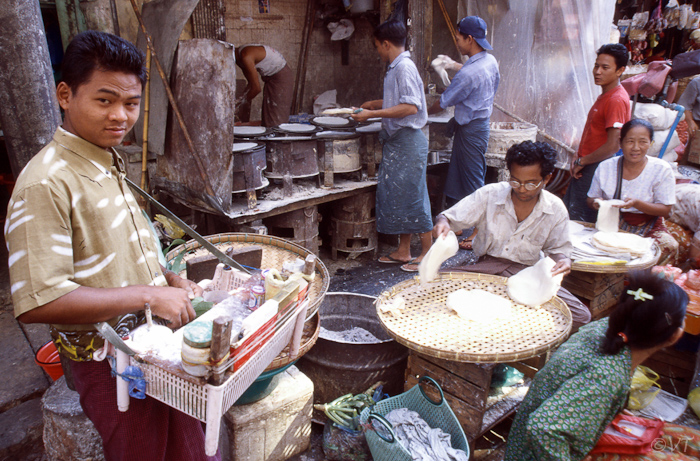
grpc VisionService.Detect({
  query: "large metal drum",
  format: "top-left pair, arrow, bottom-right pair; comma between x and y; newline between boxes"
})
232,141 -> 268,193
264,137 -> 319,179
295,292 -> 408,422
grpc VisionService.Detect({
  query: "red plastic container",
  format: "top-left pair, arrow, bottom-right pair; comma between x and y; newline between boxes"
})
35,341 -> 64,381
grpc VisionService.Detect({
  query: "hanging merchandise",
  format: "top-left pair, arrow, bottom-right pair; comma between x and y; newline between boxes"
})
680,4 -> 693,29
664,3 -> 680,29
646,0 -> 668,33
690,12 -> 700,30
629,12 -> 649,41
618,17 -> 632,38
630,40 -> 649,64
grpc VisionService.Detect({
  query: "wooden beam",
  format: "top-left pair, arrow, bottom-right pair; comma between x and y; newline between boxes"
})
408,0 -> 433,85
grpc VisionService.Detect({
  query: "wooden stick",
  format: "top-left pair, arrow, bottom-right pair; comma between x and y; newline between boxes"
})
128,0 -> 223,212
210,316 -> 232,386
436,0 -> 462,58
291,0 -> 315,114
140,47 -> 151,192
493,103 -> 576,155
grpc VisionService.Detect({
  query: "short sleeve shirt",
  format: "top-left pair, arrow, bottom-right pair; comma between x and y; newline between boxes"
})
5,128 -> 165,360
677,76 -> 700,121
578,85 -> 631,157
587,156 -> 676,213
381,51 -> 428,137
439,51 -> 500,125
670,183 -> 700,239
440,182 -> 572,265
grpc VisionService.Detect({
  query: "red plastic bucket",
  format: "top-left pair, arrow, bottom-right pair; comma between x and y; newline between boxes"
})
35,341 -> 64,381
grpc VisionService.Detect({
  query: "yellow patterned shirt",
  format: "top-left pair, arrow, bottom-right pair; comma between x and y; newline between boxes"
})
5,128 -> 164,361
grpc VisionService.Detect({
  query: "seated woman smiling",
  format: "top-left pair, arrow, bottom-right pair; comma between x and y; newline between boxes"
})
586,118 -> 679,264
505,271 -> 695,461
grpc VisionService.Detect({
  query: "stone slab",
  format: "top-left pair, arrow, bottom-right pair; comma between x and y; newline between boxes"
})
19,322 -> 51,355
0,310 -> 49,412
225,366 -> 313,461
0,398 -> 44,460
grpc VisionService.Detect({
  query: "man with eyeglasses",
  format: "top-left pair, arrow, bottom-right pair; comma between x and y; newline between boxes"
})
433,141 -> 591,330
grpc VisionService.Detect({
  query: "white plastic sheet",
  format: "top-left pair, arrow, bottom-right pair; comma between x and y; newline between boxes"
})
458,1 -> 617,167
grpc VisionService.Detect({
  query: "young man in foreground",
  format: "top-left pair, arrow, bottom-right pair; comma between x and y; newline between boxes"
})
5,31 -> 216,460
433,141 -> 591,330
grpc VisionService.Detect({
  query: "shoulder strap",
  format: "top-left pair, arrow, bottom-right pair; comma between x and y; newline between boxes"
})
613,157 -> 624,200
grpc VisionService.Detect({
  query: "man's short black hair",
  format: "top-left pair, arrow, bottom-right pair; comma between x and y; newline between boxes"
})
61,31 -> 147,94
505,140 -> 557,178
597,43 -> 629,69
373,19 -> 407,47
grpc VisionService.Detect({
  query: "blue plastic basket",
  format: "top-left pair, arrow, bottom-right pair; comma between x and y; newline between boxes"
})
358,376 -> 469,461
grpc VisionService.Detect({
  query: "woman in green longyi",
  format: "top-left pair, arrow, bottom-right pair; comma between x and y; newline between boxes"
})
504,271 -> 700,461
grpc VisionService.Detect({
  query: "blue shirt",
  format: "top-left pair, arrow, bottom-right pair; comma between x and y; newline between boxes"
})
382,51 -> 428,137
440,51 -> 500,125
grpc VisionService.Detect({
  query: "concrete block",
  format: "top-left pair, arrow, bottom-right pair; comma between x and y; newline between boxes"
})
0,398 -> 44,460
0,310 -> 50,413
42,377 -> 104,461
224,366 -> 313,461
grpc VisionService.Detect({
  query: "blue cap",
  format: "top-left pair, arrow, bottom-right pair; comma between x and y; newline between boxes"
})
457,16 -> 492,51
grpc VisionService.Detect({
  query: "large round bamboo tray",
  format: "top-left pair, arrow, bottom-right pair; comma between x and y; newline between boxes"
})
571,221 -> 661,273
165,233 -> 330,320
375,272 -> 572,363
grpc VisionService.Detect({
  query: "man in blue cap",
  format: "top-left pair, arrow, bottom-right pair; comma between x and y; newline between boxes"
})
430,16 -> 500,248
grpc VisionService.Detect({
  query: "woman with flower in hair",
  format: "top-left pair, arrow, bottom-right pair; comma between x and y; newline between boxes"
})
505,270 -> 700,461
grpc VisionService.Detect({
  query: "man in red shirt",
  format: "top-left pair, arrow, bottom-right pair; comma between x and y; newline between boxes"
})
564,43 -> 631,223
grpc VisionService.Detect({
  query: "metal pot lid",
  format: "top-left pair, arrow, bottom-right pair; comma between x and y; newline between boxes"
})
316,130 -> 360,139
233,126 -> 269,138
232,141 -> 262,152
262,134 -> 316,142
356,122 -> 382,133
311,116 -> 357,129
275,123 -> 320,134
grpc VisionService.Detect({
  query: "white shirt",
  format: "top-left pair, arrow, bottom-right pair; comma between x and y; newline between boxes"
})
587,156 -> 676,213
441,182 -> 572,266
670,183 -> 700,240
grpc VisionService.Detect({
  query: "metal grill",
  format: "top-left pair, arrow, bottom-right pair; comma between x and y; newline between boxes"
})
191,0 -> 226,41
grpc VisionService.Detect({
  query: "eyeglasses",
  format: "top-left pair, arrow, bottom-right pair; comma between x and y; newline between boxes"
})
508,179 -> 543,191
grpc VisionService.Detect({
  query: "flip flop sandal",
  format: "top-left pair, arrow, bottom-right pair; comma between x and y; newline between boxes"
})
378,255 -> 411,264
458,238 -> 473,251
400,262 -> 419,273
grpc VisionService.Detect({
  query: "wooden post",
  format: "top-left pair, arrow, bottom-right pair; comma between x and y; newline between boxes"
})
408,0 -> 433,86
0,0 -> 62,176
210,316 -> 233,386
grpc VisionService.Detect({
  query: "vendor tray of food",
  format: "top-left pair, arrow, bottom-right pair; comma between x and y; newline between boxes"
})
569,221 -> 660,272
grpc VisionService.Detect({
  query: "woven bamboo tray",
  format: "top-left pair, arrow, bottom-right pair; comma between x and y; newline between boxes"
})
571,221 -> 661,273
265,311 -> 319,371
375,272 -> 571,363
165,233 -> 330,320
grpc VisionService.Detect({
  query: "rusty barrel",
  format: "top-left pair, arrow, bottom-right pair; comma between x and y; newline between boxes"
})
295,292 -> 408,422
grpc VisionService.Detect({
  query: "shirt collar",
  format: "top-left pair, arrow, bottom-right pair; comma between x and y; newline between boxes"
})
53,127 -> 123,177
466,51 -> 488,65
388,51 -> 411,70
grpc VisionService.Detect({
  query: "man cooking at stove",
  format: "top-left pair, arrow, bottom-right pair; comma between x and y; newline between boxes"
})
352,18 -> 433,273
433,141 -> 591,331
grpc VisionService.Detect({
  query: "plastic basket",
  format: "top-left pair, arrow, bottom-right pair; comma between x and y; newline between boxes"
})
359,376 -> 469,461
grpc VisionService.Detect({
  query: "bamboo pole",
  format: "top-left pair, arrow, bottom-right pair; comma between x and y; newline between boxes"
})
435,0 -> 462,58
128,0 -> 224,213
291,0 -> 315,114
140,48 -> 151,191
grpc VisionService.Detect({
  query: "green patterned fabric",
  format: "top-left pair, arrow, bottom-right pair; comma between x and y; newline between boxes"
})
504,319 -> 632,461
